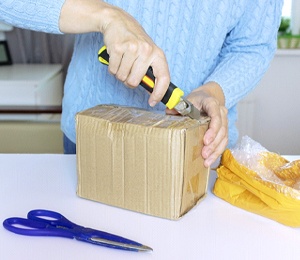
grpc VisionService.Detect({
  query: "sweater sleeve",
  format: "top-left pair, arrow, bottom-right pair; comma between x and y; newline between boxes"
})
204,0 -> 283,109
0,0 -> 66,34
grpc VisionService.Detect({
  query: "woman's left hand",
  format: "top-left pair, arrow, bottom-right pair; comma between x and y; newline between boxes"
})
166,82 -> 228,167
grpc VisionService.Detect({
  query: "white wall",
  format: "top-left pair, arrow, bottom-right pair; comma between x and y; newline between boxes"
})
291,0 -> 300,35
236,50 -> 300,155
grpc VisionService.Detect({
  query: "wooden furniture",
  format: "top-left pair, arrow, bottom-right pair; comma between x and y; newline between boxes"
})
0,64 -> 63,153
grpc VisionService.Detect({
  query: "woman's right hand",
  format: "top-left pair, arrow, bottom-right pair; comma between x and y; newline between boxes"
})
60,0 -> 170,107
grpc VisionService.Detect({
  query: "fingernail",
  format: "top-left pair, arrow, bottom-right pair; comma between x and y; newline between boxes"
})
205,159 -> 212,168
206,137 -> 213,145
204,160 -> 210,168
204,149 -> 212,158
149,100 -> 157,107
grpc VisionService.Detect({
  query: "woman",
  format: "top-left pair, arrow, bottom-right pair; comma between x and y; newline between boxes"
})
0,0 -> 283,167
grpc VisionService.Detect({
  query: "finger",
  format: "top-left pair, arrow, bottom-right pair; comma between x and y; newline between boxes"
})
203,114 -> 222,146
165,108 -> 179,115
190,96 -> 221,145
202,107 -> 228,163
203,103 -> 227,146
204,136 -> 228,167
107,47 -> 123,76
202,123 -> 227,158
125,59 -> 150,88
148,56 -> 170,107
124,44 -> 155,88
108,43 -> 140,82
115,50 -> 137,84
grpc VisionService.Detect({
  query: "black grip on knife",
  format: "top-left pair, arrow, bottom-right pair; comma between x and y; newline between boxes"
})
98,46 -> 184,109
142,67 -> 181,106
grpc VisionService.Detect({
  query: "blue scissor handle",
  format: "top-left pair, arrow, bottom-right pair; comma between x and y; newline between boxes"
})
3,210 -> 77,239
3,217 -> 75,238
27,209 -> 80,230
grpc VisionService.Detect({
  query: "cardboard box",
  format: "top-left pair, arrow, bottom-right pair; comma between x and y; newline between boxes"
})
76,105 -> 210,220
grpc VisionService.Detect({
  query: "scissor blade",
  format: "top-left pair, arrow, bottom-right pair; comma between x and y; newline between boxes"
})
174,98 -> 210,123
90,237 -> 153,252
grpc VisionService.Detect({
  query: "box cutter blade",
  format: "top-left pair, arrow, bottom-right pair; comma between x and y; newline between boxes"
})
98,46 -> 210,123
174,98 -> 210,124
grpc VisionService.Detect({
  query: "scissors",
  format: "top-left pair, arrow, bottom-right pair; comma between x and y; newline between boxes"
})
3,209 -> 152,252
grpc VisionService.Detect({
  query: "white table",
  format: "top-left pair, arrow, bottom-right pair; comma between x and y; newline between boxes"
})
1,154 -> 300,260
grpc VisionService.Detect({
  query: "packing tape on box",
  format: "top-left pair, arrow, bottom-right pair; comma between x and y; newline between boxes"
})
213,136 -> 300,227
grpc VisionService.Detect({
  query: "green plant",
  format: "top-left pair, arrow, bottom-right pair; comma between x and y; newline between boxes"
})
279,17 -> 291,35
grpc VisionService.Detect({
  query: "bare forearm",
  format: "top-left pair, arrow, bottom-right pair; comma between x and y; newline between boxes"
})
59,0 -> 114,33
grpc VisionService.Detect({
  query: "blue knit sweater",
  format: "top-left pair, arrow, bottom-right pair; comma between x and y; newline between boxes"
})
0,0 -> 283,146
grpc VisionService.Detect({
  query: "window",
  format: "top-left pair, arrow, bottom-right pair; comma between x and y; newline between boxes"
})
282,0 -> 292,17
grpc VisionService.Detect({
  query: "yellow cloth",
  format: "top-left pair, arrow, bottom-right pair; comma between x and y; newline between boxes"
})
214,149 -> 300,227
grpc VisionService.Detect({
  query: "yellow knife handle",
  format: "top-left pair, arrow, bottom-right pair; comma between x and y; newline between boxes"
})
98,46 -> 184,109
